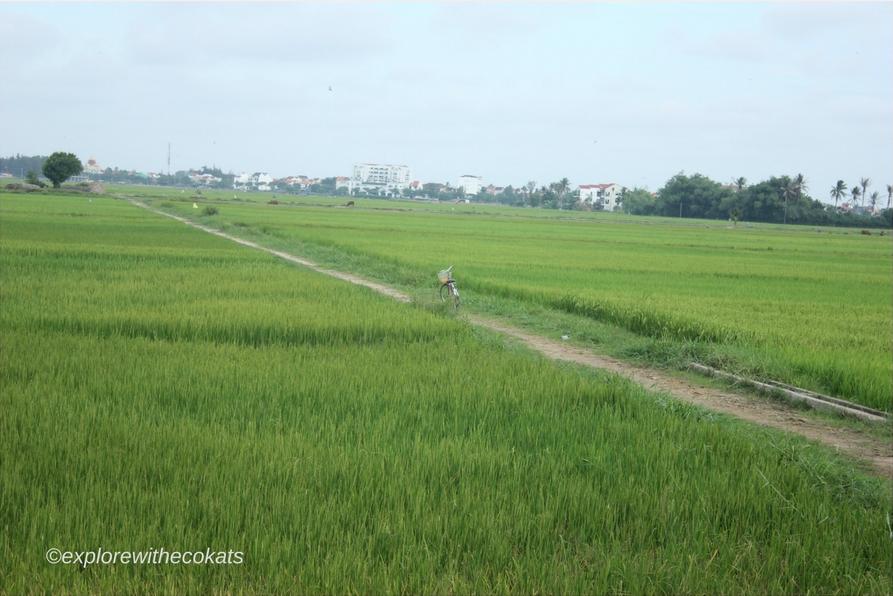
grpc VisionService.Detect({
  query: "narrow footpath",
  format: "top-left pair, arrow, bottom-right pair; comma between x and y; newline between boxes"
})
129,199 -> 893,478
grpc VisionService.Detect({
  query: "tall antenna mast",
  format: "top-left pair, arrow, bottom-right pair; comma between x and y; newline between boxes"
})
167,142 -> 171,175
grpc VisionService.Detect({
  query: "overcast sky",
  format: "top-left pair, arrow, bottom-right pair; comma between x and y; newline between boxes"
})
2,2 -> 891,200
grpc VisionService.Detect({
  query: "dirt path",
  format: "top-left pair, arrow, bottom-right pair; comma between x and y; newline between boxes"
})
469,317 -> 892,478
129,199 -> 412,303
131,199 -> 893,478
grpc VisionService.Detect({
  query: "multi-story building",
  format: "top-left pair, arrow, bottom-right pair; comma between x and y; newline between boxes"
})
350,163 -> 411,195
457,174 -> 483,196
578,183 -> 625,211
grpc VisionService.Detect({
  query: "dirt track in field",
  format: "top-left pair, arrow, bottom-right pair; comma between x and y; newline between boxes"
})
130,199 -> 893,478
468,317 -> 892,478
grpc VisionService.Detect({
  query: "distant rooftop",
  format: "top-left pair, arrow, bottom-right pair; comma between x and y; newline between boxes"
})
579,183 -> 618,189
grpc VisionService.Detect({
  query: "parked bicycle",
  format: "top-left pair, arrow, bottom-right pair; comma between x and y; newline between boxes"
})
438,266 -> 460,309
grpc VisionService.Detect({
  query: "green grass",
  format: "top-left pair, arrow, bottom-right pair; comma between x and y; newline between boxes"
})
1,191 -> 891,594
138,188 -> 893,412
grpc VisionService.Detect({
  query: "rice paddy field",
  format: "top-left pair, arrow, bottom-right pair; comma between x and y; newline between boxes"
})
0,193 -> 893,594
137,186 -> 893,412
0,189 -> 891,594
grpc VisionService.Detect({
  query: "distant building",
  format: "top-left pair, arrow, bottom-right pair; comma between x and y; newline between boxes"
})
83,157 -> 104,175
350,163 -> 411,195
335,176 -> 350,190
457,175 -> 483,196
842,203 -> 877,216
189,172 -> 222,186
277,175 -> 311,189
254,173 -> 273,191
233,172 -> 273,191
233,173 -> 251,190
579,183 -> 625,211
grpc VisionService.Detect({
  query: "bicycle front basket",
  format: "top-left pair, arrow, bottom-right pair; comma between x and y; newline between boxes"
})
437,269 -> 452,284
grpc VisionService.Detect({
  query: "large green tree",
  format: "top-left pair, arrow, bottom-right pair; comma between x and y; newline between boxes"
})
656,172 -> 732,219
42,152 -> 83,188
736,176 -> 788,222
622,188 -> 656,215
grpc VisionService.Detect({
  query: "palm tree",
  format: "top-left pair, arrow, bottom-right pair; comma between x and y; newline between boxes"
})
869,191 -> 879,211
733,176 -> 747,192
859,177 -> 870,207
782,179 -> 798,224
851,186 -> 861,209
556,177 -> 570,199
830,180 -> 847,208
793,173 -> 806,196
552,177 -> 572,209
886,184 -> 892,209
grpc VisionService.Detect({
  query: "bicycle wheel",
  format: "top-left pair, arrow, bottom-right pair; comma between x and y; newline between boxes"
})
440,282 -> 459,309
451,284 -> 460,309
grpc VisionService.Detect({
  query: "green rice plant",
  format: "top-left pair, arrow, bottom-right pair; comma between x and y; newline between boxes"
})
145,192 -> 892,410
1,191 -> 890,594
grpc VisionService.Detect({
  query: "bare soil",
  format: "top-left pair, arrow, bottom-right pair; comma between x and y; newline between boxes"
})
133,199 -> 893,478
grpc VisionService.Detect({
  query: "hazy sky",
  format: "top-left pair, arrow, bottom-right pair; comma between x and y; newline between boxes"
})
2,2 -> 891,200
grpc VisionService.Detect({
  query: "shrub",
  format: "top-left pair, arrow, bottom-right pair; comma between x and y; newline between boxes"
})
25,171 -> 46,188
202,206 -> 219,216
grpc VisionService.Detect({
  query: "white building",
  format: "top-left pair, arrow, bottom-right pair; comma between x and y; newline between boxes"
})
349,163 -> 411,195
254,173 -> 273,191
233,173 -> 252,190
233,172 -> 274,191
83,158 -> 104,175
457,175 -> 483,196
189,172 -> 222,186
579,183 -> 625,211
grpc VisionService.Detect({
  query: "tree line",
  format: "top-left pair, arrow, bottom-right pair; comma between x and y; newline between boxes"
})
4,152 -> 84,189
0,154 -> 48,178
403,173 -> 891,228
4,154 -> 890,228
625,172 -> 891,228
402,179 -> 581,209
